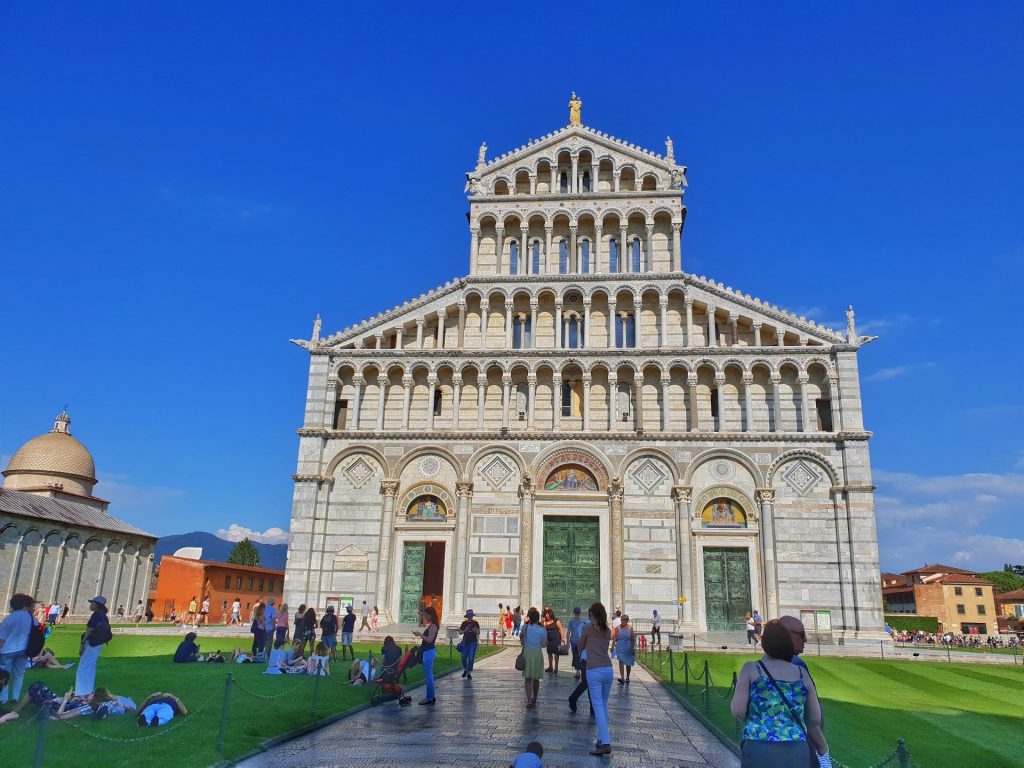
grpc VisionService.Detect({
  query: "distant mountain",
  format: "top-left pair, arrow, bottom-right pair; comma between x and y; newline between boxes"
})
155,531 -> 287,570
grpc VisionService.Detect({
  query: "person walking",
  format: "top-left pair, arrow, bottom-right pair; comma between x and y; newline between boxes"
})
188,596 -> 198,627
133,600 -> 145,627
340,605 -> 356,660
541,607 -> 565,674
520,607 -> 546,708
358,600 -> 371,632
752,609 -> 764,640
780,614 -> 825,767
505,605 -> 514,638
293,603 -> 306,645
745,612 -> 757,645
250,603 -> 267,658
264,599 -> 277,640
47,601 -> 61,628
0,593 -> 35,706
230,597 -> 241,627
651,609 -> 662,646
200,596 -> 210,626
458,609 -> 480,680
370,606 -> 379,632
497,603 -> 506,639
76,597 -> 111,696
512,605 -> 522,637
567,607 -> 587,680
578,602 -> 613,756
412,606 -> 439,705
612,614 -> 636,684
731,620 -> 830,767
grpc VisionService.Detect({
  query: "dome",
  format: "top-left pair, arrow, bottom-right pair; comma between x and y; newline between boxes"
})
3,411 -> 97,495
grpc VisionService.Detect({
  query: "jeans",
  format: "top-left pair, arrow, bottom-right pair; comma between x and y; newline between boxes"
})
0,652 -> 29,703
460,642 -> 478,672
587,664 -> 614,745
75,643 -> 103,696
423,648 -> 437,699
275,627 -> 287,645
569,658 -> 593,711
252,628 -> 265,656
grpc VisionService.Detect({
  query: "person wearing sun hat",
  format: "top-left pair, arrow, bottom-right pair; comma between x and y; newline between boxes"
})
75,596 -> 111,696
458,609 -> 481,680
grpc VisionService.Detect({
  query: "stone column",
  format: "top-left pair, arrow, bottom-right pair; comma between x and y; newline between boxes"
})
69,541 -> 85,613
437,310 -> 446,350
770,374 -> 782,432
94,544 -> 109,601
457,303 -> 466,348
401,375 -> 413,430
376,374 -> 388,431
688,374 -> 699,431
645,223 -> 655,272
451,374 -> 462,430
609,297 -> 618,348
777,327 -> 786,347
756,489 -> 780,619
426,375 -> 437,431
351,374 -> 363,430
634,376 -> 644,430
518,480 -> 536,608
3,534 -> 24,610
552,374 -> 562,429
571,154 -> 579,194
609,481 -> 625,611
530,301 -> 538,350
374,331 -> 384,350
495,225 -> 505,274
469,227 -> 479,273
453,482 -> 474,616
594,224 -> 602,273
549,166 -> 557,194
544,225 -> 553,274
684,297 -> 694,347
555,300 -> 563,349
125,552 -> 139,610
659,295 -> 669,347
742,374 -> 754,433
753,321 -> 763,347
323,378 -> 338,429
729,314 -> 739,346
109,550 -> 125,612
707,305 -> 717,347
672,486 -> 694,623
501,373 -> 511,429
582,298 -> 591,349
619,226 -> 628,271
635,298 -> 644,349
569,225 -> 578,273
672,222 -> 682,271
477,372 -> 486,430
607,373 -> 617,430
480,301 -> 489,349
529,173 -> 537,195
828,374 -> 842,432
505,300 -> 514,349
527,375 -> 537,430
377,480 -> 400,616
613,169 -> 620,192
582,373 -> 592,431
51,543 -> 68,603
714,373 -> 726,431
661,374 -> 671,431
797,374 -> 811,432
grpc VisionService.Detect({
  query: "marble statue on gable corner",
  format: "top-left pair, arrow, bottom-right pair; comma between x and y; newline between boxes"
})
477,142 -> 487,168
311,313 -> 322,343
846,305 -> 856,342
568,92 -> 582,125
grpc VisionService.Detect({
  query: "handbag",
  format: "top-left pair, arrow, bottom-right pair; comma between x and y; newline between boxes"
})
456,642 -> 465,654
86,621 -> 113,647
556,643 -> 570,656
514,651 -> 526,671
757,662 -> 832,768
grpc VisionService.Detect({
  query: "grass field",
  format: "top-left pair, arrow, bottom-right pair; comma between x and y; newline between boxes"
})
0,625 -> 498,767
640,648 -> 1024,768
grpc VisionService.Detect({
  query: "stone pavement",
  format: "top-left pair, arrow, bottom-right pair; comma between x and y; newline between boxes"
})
237,649 -> 739,768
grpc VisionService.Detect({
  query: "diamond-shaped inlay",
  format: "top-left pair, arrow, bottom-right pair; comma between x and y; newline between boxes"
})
782,460 -> 822,496
631,458 -> 667,494
344,457 -> 375,488
480,455 -> 514,490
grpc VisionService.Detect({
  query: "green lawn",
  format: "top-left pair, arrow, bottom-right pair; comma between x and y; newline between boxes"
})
640,648 -> 1024,768
0,625 -> 499,767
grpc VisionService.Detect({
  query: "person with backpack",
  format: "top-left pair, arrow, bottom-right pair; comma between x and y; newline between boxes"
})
320,606 -> 339,660
76,596 -> 112,697
340,605 -> 356,660
0,593 -> 37,706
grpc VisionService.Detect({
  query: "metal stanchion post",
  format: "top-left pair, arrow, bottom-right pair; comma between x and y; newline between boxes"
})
216,673 -> 233,752
684,653 -> 689,696
703,660 -> 710,714
896,738 -> 909,768
668,648 -> 674,684
311,660 -> 322,717
33,708 -> 47,768
449,638 -> 453,662
880,640 -> 884,660
947,645 -> 951,663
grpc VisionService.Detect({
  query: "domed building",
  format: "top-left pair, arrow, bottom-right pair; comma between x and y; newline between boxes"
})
0,411 -> 156,617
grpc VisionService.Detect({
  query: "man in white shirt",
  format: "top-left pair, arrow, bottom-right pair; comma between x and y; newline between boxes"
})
230,599 -> 241,626
133,599 -> 145,627
0,593 -> 36,704
47,602 -> 61,627
358,601 -> 371,632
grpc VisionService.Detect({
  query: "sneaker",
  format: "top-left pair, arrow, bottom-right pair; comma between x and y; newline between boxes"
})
590,743 -> 611,756
461,670 -> 467,678
467,673 -> 472,680
418,698 -> 436,706
618,678 -> 625,684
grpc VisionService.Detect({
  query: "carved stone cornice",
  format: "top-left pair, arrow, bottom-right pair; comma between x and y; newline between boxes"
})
296,427 -> 872,443
292,474 -> 334,484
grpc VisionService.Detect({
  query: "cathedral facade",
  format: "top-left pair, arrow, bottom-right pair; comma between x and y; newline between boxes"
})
284,102 -> 884,640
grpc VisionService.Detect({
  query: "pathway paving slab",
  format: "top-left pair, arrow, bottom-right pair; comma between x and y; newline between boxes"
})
237,649 -> 739,768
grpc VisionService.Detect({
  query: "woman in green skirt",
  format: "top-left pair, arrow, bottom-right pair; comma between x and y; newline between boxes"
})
520,607 -> 546,708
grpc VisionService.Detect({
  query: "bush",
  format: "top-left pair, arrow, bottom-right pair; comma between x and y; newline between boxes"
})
885,615 -> 939,633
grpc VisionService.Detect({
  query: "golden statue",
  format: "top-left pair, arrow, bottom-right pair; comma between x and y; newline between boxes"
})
568,91 -> 582,125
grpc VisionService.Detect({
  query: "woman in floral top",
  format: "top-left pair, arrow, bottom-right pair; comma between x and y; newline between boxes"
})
730,620 -> 830,767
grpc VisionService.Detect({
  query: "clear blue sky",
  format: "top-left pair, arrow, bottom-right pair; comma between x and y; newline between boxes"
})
2,4 -> 1021,571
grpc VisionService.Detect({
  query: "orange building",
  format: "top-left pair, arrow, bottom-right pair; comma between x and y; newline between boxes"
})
882,563 -> 998,634
152,555 -> 284,624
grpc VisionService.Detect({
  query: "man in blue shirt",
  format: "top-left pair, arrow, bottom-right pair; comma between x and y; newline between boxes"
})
340,606 -> 357,660
567,607 -> 589,681
264,599 -> 277,639
0,593 -> 35,705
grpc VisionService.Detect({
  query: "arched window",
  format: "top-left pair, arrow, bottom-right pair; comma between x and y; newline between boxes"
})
559,239 -> 569,274
433,390 -> 443,417
563,315 -> 583,349
616,383 -> 632,421
515,384 -> 528,421
582,171 -> 592,192
616,313 -> 636,348
609,238 -> 619,272
580,239 -> 590,274
509,240 -> 519,275
561,380 -> 583,417
532,241 -> 542,274
513,316 -> 532,349
560,172 -> 569,193
631,239 -> 642,272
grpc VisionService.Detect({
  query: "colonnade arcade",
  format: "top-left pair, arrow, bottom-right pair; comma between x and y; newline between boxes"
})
487,148 -> 664,197
328,358 -> 838,435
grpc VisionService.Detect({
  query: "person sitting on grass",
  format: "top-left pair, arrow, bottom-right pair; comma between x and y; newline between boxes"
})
307,641 -> 330,676
0,671 -> 18,723
173,632 -> 202,663
265,639 -> 306,675
32,647 -> 71,670
231,648 -> 254,664
286,639 -> 305,664
347,655 -> 378,685
137,693 -> 187,727
381,635 -> 402,669
54,687 -> 117,719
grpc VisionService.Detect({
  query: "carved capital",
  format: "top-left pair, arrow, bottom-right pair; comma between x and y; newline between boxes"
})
402,375 -> 413,387
661,374 -> 672,386
671,485 -> 692,504
452,373 -> 462,385
645,223 -> 655,235
742,374 -> 754,385
495,224 -> 505,235
659,296 -> 669,307
756,488 -> 776,505
688,375 -> 699,388
502,373 -> 512,385
353,373 -> 364,385
527,374 -> 537,385
380,479 -> 400,497
455,481 -> 474,499
377,375 -> 388,386
505,300 -> 515,311
714,373 -> 726,385
530,300 -> 539,310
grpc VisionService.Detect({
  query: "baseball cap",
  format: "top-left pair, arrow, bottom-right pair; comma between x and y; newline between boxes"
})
573,607 -> 581,615
89,596 -> 107,606
464,609 -> 475,618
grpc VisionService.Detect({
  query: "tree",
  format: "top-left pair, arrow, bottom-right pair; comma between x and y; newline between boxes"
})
978,569 -> 1024,593
227,537 -> 261,567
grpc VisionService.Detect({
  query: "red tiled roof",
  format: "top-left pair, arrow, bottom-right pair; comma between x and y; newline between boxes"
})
903,563 -> 975,575
161,554 -> 283,576
995,588 -> 1024,602
933,574 -> 993,586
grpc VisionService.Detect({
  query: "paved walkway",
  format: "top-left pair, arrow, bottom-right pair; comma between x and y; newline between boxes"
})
237,650 -> 739,768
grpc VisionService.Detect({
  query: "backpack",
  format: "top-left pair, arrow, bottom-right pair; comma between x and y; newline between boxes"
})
87,619 -> 113,647
320,614 -> 338,634
25,619 -> 46,658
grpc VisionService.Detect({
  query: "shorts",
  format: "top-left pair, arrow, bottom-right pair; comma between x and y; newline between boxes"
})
341,632 -> 353,646
323,634 -> 338,648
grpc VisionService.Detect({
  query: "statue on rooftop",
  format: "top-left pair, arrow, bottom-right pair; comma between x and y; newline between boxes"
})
568,92 -> 582,126
665,136 -> 674,161
477,142 -> 487,169
312,313 -> 322,343
846,305 -> 856,342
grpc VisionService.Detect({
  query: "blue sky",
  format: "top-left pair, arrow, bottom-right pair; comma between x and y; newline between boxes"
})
1,4 -> 1021,571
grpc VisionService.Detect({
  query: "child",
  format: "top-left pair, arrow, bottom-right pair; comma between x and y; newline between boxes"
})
511,741 -> 543,768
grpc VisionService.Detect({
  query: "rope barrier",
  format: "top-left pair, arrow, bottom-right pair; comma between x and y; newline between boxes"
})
231,676 -> 309,700
54,701 -> 207,743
